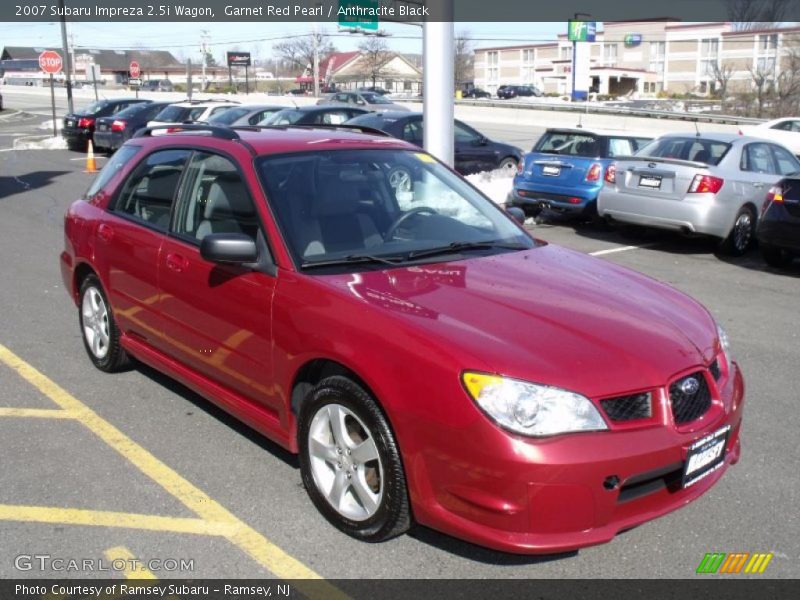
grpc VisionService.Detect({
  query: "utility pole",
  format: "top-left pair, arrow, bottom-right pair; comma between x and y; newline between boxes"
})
312,2 -> 321,97
57,0 -> 74,114
200,29 -> 210,92
423,0 -> 455,167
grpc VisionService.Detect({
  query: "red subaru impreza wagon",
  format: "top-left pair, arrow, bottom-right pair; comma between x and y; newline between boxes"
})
61,123 -> 744,554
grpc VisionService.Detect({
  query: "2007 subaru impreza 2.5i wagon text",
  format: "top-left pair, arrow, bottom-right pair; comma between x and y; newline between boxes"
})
60,123 -> 744,554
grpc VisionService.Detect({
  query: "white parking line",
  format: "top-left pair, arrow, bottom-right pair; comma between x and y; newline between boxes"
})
590,243 -> 656,256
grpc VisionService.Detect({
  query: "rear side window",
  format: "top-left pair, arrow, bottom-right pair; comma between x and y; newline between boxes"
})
85,146 -> 140,201
741,143 -> 777,174
153,105 -> 190,122
402,120 -> 423,143
112,149 -> 191,231
208,107 -> 249,124
637,138 -> 730,166
535,132 -> 600,157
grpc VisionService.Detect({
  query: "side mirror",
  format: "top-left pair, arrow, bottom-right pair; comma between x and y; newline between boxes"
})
506,206 -> 526,225
200,233 -> 258,264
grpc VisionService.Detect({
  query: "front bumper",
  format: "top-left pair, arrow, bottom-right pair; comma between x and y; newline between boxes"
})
410,362 -> 744,554
757,214 -> 800,252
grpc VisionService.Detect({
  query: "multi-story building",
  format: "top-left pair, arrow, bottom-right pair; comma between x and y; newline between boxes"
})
474,21 -> 800,97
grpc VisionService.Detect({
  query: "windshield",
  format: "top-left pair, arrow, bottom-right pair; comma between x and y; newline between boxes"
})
256,149 -> 533,270
261,109 -> 304,125
207,107 -> 250,124
635,137 -> 731,166
361,93 -> 392,105
534,132 -> 600,157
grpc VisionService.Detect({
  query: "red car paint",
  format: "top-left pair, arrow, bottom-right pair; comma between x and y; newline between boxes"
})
61,128 -> 743,554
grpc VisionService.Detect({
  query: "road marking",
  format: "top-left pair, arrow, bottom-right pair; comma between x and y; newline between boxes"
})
590,243 -> 656,256
0,342 -> 340,593
0,407 -> 75,419
104,546 -> 159,580
0,504 -> 235,536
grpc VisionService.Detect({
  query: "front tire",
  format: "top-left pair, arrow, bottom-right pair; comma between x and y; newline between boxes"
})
719,206 -> 756,256
498,157 -> 518,174
761,243 -> 793,268
79,274 -> 130,372
298,375 -> 411,542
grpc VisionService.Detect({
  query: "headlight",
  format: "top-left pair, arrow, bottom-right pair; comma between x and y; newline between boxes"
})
717,323 -> 733,368
462,372 -> 608,437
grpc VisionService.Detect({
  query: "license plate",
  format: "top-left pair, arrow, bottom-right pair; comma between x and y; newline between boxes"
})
66,120 -> 74,127
682,425 -> 730,488
639,175 -> 662,189
542,165 -> 561,176
98,124 -> 107,131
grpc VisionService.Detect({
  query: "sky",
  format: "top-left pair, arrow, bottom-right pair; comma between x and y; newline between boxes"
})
0,21 -> 566,63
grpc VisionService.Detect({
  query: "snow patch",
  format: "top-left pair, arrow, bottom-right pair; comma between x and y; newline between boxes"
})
466,168 -> 515,206
14,136 -> 68,150
38,119 -> 62,132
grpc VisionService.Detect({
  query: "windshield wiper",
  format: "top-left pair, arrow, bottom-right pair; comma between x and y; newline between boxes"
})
406,240 -> 529,260
300,253 -> 406,269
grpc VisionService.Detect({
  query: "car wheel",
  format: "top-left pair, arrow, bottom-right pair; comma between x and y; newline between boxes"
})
79,274 -> 130,372
387,166 -> 413,194
761,243 -> 793,268
298,375 -> 411,542
720,206 -> 756,256
498,157 -> 518,174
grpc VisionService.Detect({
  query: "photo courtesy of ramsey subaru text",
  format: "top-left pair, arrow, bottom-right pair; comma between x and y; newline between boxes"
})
61,122 -> 744,554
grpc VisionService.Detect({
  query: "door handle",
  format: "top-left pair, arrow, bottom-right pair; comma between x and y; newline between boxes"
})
166,253 -> 189,273
96,223 -> 114,242
752,183 -> 764,189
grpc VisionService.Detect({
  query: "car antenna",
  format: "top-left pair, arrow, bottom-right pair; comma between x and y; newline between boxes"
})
694,119 -> 701,137
577,113 -> 583,129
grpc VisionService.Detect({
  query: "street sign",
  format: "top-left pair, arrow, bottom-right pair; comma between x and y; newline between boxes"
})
38,50 -> 63,74
568,20 -> 596,42
227,52 -> 251,67
129,61 -> 141,78
128,78 -> 142,86
338,0 -> 379,31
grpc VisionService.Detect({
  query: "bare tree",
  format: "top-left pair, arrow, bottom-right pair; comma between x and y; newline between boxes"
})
748,61 -> 775,117
728,0 -> 789,30
357,37 -> 394,88
709,59 -> 735,108
454,30 -> 474,89
774,48 -> 800,116
273,33 -> 334,76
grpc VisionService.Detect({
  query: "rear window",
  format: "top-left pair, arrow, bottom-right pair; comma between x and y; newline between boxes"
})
534,132 -> 600,157
263,109 -> 305,125
636,137 -> 730,166
114,102 -> 153,118
77,100 -> 110,116
154,105 -> 191,122
346,113 -> 397,128
207,107 -> 250,124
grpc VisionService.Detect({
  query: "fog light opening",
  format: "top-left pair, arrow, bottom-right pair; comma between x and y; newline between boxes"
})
603,475 -> 621,491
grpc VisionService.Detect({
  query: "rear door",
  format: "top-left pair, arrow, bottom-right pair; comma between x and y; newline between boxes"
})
740,142 -> 783,203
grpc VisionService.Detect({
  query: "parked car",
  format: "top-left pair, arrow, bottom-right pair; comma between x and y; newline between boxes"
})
509,128 -> 653,218
61,123 -> 743,554
497,85 -> 542,99
598,133 -> 800,255
756,177 -> 800,267
345,111 -> 523,175
140,79 -> 174,92
147,100 -> 241,136
62,98 -> 151,150
0,92 -> 3,111
740,117 -> 800,156
358,86 -> 389,95
463,88 -> 491,99
206,104 -> 284,127
93,101 -> 173,152
318,91 -> 410,113
259,105 -> 370,126
287,88 -> 310,96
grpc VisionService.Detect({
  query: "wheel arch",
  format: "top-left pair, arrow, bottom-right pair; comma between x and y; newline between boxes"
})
73,261 -> 98,302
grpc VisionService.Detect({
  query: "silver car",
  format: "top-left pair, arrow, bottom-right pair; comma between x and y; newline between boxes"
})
598,133 -> 800,255
317,91 -> 410,113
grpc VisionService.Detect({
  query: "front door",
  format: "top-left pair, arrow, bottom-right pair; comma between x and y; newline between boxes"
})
158,150 -> 279,411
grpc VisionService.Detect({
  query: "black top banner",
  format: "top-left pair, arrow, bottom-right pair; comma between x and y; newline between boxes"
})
5,0 -> 800,23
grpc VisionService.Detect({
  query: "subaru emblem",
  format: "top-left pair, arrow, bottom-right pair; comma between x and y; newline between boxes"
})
680,377 -> 700,395
648,162 -> 657,168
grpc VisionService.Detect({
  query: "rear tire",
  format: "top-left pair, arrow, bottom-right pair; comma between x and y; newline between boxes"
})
761,244 -> 793,268
719,206 -> 756,256
298,375 -> 411,543
78,274 -> 130,372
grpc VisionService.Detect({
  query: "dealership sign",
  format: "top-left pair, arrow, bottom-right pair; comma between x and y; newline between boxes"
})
226,51 -> 251,67
625,33 -> 643,47
568,20 -> 596,42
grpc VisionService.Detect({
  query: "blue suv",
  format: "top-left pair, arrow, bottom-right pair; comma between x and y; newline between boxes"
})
510,128 -> 653,219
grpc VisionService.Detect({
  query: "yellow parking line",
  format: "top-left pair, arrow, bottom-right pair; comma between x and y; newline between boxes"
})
104,546 -> 158,580
0,407 -> 75,419
0,504 -> 235,536
0,342 -> 342,597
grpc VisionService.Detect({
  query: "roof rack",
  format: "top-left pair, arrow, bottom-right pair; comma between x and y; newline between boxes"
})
235,124 -> 392,137
133,123 -> 241,140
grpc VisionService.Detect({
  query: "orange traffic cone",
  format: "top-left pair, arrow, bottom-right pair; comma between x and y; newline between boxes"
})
84,140 -> 97,173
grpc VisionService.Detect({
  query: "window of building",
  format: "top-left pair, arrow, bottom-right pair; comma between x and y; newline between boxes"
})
603,44 -> 618,67
756,34 -> 779,77
759,34 -> 778,51
521,48 -> 535,82
649,41 -> 665,74
487,51 -> 499,82
560,46 -> 571,61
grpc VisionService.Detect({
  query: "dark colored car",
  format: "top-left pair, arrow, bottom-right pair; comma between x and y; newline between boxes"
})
259,105 -> 370,126
497,85 -> 542,99
510,128 -> 653,218
358,86 -> 389,95
463,88 -> 491,99
140,79 -> 174,92
345,111 -> 523,175
61,124 -> 743,555
757,178 -> 800,267
93,101 -> 173,152
62,98 -> 151,151
287,88 -> 309,96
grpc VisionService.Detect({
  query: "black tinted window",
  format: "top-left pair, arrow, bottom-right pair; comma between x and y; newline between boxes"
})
153,105 -> 191,122
208,107 -> 249,124
535,132 -> 600,157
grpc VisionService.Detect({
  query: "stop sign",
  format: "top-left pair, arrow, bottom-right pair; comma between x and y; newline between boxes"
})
39,50 -> 63,74
129,61 -> 140,78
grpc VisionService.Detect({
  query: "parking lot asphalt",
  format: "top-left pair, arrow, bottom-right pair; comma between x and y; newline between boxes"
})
0,110 -> 798,581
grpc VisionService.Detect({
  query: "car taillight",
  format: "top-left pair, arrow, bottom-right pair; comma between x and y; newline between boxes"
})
688,174 -> 724,194
585,163 -> 602,182
111,119 -> 126,132
166,127 -> 182,133
77,117 -> 94,129
605,163 -> 616,184
762,185 -> 784,214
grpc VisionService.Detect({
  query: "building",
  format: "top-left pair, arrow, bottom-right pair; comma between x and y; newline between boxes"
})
296,51 -> 422,93
474,21 -> 800,97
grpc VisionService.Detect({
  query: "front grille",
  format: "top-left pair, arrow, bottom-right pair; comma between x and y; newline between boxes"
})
600,393 -> 652,422
669,372 -> 712,424
709,359 -> 721,381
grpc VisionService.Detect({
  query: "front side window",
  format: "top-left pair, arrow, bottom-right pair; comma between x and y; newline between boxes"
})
86,146 -> 141,201
770,145 -> 800,176
454,122 -> 480,143
171,152 -> 260,243
113,149 -> 191,230
256,149 -> 533,267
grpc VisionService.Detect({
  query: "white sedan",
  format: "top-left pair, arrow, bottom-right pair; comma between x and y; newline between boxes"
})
740,117 -> 800,156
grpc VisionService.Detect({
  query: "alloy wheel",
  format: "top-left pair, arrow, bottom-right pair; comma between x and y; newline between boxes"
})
81,286 -> 110,359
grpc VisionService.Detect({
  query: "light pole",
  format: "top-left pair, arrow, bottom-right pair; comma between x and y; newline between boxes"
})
57,0 -> 74,113
423,0 -> 455,167
200,30 -> 210,92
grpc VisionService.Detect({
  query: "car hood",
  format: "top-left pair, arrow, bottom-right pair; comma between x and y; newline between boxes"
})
316,245 -> 717,398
